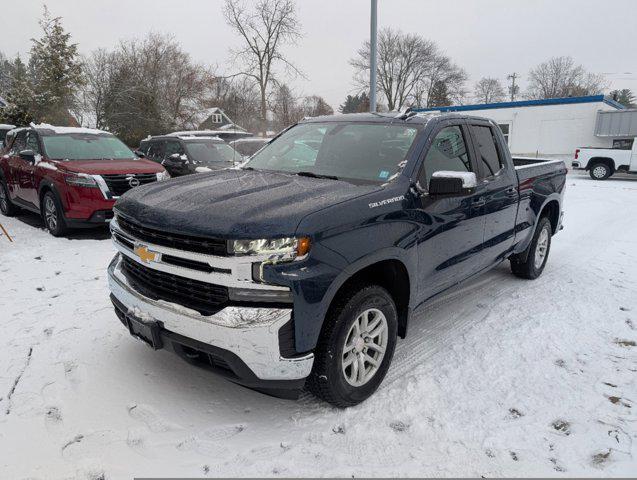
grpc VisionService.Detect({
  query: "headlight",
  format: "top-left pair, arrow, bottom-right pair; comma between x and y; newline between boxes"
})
228,236 -> 311,260
64,173 -> 98,188
156,170 -> 170,181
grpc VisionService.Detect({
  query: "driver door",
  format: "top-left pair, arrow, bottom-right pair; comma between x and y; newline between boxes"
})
411,121 -> 488,301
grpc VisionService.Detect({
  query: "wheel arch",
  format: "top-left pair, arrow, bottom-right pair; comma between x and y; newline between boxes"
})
38,180 -> 63,212
323,255 -> 413,339
586,157 -> 615,172
539,198 -> 560,235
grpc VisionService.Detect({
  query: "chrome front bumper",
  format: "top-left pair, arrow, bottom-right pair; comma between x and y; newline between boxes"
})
108,254 -> 314,381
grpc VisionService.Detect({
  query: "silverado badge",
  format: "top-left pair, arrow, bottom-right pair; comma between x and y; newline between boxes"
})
134,245 -> 159,264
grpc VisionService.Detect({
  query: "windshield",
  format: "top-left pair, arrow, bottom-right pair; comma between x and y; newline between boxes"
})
245,122 -> 418,183
41,134 -> 134,160
185,141 -> 236,164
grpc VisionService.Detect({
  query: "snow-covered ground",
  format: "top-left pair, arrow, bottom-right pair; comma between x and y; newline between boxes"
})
1,172 -> 636,479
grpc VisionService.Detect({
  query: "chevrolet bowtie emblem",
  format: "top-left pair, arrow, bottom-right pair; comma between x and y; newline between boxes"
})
134,245 -> 158,264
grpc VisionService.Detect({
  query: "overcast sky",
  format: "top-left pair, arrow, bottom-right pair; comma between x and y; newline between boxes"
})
3,0 -> 636,109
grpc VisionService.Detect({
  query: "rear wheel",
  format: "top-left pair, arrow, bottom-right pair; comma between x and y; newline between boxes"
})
510,216 -> 552,279
307,285 -> 398,407
589,162 -> 611,180
0,180 -> 19,216
42,191 -> 68,237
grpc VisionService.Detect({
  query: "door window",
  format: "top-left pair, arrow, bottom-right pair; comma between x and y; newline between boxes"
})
419,125 -> 472,188
26,132 -> 41,154
164,141 -> 185,157
10,131 -> 27,155
471,125 -> 504,178
146,141 -> 164,162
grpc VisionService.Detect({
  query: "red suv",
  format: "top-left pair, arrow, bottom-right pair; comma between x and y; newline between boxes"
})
0,124 -> 168,236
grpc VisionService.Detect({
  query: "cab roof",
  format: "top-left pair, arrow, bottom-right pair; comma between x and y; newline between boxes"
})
298,111 -> 496,127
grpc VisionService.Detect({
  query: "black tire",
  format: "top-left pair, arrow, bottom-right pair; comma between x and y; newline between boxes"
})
306,284 -> 398,408
510,216 -> 552,279
41,191 -> 68,237
0,179 -> 19,216
589,162 -> 612,180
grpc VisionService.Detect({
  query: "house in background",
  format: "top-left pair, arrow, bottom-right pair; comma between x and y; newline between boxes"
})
197,107 -> 247,132
415,95 -> 625,160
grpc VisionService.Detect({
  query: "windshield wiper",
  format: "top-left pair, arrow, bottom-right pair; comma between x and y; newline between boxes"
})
295,171 -> 339,180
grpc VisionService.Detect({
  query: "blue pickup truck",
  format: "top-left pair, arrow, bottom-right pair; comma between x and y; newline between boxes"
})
107,112 -> 566,407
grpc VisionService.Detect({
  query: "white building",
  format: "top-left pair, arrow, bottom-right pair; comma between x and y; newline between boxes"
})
416,95 -> 626,160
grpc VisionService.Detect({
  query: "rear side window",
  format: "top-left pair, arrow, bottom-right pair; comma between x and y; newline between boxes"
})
471,125 -> 503,177
10,131 -> 27,154
165,141 -> 185,157
26,132 -> 41,154
419,125 -> 472,188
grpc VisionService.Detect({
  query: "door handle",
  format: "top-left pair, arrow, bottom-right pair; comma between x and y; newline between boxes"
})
472,197 -> 486,207
505,187 -> 517,196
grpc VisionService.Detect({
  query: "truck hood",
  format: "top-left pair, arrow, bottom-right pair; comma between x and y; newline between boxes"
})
115,169 -> 379,238
53,158 -> 164,175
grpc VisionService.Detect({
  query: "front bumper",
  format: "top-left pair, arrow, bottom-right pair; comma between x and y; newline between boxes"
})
107,254 -> 314,390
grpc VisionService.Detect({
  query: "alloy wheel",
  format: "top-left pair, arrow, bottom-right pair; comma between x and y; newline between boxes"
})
44,196 -> 58,231
341,308 -> 388,387
534,226 -> 549,270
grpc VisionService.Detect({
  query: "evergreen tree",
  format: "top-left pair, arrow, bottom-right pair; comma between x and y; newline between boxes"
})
0,56 -> 35,126
29,6 -> 83,125
610,89 -> 636,108
339,92 -> 370,113
428,81 -> 451,107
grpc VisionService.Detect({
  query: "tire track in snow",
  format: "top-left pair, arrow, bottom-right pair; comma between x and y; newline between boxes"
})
3,346 -> 34,415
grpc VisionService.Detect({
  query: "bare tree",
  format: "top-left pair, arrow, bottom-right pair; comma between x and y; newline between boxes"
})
351,28 -> 466,110
271,82 -> 301,128
527,56 -> 608,99
76,33 -> 213,144
351,28 -> 437,111
224,0 -> 302,130
209,75 -> 262,133
411,55 -> 467,108
474,77 -> 506,104
300,95 -> 333,118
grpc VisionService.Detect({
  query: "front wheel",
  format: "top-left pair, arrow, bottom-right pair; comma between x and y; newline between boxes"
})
42,191 -> 68,237
510,216 -> 552,279
0,180 -> 19,216
307,285 -> 398,407
589,163 -> 611,180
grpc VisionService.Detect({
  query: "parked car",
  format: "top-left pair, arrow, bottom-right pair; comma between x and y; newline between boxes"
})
0,124 -> 168,236
138,135 -> 237,177
572,138 -> 637,179
107,112 -> 566,407
1,123 -> 15,147
229,137 -> 271,159
168,129 -> 253,143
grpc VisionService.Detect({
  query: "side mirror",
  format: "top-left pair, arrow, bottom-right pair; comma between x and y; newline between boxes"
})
19,149 -> 36,163
134,150 -> 145,158
428,171 -> 477,195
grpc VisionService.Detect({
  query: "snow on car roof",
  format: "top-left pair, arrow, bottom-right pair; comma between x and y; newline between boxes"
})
230,137 -> 270,143
31,123 -> 110,135
168,130 -> 251,136
0,124 -> 16,129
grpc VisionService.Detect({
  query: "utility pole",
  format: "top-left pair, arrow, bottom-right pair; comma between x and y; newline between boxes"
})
370,0 -> 378,112
507,73 -> 519,102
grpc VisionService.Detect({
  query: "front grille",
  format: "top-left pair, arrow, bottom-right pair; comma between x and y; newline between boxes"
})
121,256 -> 229,316
103,173 -> 157,196
117,216 -> 227,256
